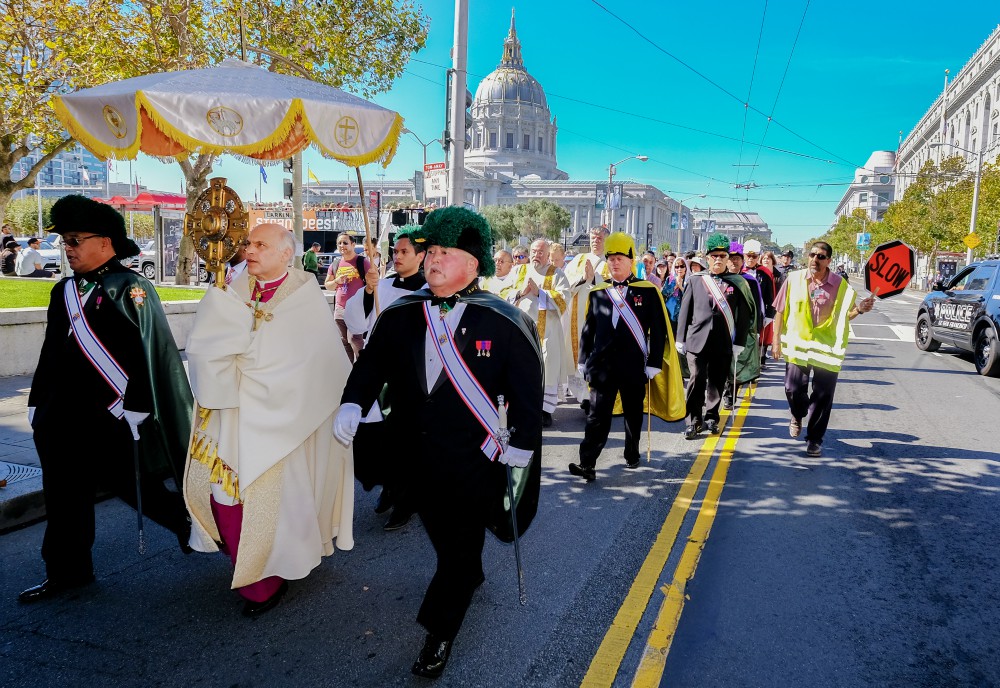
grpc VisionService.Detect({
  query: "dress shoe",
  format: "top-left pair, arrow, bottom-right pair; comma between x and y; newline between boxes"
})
624,458 -> 640,469
542,411 -> 553,428
374,488 -> 393,515
580,399 -> 591,414
177,521 -> 194,554
411,633 -> 453,678
722,395 -> 734,411
568,463 -> 596,482
384,507 -> 413,532
242,580 -> 288,618
789,417 -> 802,438
806,441 -> 822,457
684,422 -> 702,440
18,576 -> 94,603
704,419 -> 719,434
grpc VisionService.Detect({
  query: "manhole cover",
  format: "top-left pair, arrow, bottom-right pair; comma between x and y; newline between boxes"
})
0,461 -> 42,485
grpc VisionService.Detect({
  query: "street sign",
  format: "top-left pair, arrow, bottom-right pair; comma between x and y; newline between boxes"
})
368,190 -> 380,212
864,239 -> 915,299
856,232 -> 871,249
424,162 -> 446,199
963,233 -> 981,249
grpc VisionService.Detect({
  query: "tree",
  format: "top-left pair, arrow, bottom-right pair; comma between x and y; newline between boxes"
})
4,0 -> 430,282
480,205 -> 519,245
658,241 -> 672,254
3,197 -> 55,236
0,0 -> 125,226
511,199 -> 571,242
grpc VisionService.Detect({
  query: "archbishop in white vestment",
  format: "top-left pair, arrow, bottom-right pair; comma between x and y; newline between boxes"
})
183,226 -> 354,614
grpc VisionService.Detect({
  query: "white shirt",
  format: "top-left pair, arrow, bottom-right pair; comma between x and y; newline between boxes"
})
16,247 -> 43,275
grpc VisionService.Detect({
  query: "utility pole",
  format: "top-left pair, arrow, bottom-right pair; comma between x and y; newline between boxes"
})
446,0 -> 468,207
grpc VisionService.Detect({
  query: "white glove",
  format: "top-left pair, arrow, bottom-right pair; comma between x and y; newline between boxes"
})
123,410 -> 149,441
498,445 -> 532,468
763,317 -> 774,327
577,363 -> 586,377
333,403 -> 363,446
645,366 -> 661,380
28,407 -> 36,426
732,345 -> 745,357
675,342 -> 686,355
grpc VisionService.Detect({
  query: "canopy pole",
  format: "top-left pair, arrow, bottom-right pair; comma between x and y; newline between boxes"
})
355,167 -> 380,315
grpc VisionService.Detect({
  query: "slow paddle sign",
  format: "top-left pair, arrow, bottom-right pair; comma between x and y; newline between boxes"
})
864,240 -> 915,299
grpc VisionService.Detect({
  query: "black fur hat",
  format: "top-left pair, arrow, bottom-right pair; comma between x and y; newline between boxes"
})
50,195 -> 141,259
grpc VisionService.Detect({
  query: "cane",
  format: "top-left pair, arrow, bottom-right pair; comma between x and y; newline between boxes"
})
646,377 -> 652,463
132,438 -> 146,555
497,395 -> 527,606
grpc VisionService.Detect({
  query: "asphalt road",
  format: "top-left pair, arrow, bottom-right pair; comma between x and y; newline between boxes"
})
2,282 -> 998,688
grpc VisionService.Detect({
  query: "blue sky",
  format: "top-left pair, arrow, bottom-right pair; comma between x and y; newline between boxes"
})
120,1 -> 1000,246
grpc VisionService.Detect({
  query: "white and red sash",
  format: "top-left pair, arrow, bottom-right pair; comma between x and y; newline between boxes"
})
64,282 -> 129,418
423,302 -> 502,460
695,273 -> 736,343
607,285 -> 649,359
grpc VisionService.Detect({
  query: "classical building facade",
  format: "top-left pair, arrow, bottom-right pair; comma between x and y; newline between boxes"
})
896,24 -> 1000,199
834,151 -> 895,222
687,209 -> 771,247
309,11 -> 764,254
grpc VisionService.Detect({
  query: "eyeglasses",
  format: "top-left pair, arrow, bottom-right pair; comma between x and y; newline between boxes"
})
746,252 -> 758,258
708,254 -> 728,260
62,235 -> 104,247
808,252 -> 829,260
674,264 -> 686,269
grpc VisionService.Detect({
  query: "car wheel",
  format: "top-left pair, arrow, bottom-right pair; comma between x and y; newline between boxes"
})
199,266 -> 210,283
914,313 -> 940,352
142,263 -> 156,280
974,328 -> 1000,377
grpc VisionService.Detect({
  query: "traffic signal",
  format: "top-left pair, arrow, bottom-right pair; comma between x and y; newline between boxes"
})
283,179 -> 293,200
282,158 -> 294,173
464,88 -> 474,151
390,210 -> 408,226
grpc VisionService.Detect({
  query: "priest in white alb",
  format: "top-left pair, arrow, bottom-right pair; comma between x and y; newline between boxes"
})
501,237 -> 571,426
561,226 -> 612,403
183,222 -> 355,618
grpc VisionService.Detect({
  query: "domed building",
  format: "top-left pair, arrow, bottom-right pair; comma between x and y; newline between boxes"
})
465,12 -> 567,181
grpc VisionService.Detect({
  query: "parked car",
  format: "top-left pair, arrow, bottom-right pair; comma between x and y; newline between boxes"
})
15,237 -> 61,272
123,240 -> 211,282
914,258 -> 1000,377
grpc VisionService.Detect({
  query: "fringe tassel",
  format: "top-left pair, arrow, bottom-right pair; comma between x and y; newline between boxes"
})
189,422 -> 241,501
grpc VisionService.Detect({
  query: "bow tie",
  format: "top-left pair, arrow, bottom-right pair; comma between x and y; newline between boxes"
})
431,295 -> 457,309
612,279 -> 630,288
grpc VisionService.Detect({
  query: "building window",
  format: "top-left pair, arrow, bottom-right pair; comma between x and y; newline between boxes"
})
523,133 -> 531,150
489,132 -> 497,149
538,136 -> 543,153
475,132 -> 482,149
505,132 -> 514,149
858,192 -> 868,203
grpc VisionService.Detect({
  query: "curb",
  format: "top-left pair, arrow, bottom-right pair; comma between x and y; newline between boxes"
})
0,471 -> 45,533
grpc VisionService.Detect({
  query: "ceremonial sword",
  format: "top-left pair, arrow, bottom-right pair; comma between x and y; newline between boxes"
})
497,395 -> 527,606
132,437 -> 146,554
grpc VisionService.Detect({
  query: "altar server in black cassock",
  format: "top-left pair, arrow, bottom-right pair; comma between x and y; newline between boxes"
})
20,195 -> 192,604
570,232 -> 667,482
333,207 -> 543,680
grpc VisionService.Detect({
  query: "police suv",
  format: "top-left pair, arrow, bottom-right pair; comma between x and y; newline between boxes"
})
915,258 -> 1000,376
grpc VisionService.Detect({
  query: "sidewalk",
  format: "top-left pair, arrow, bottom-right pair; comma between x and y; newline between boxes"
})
0,374 -> 43,531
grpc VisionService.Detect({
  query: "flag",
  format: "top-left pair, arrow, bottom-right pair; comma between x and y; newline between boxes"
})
259,165 -> 268,184
107,160 -> 113,172
308,168 -> 320,184
81,167 -> 90,184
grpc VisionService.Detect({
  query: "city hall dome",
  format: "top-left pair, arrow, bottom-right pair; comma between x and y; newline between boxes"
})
466,10 -> 567,181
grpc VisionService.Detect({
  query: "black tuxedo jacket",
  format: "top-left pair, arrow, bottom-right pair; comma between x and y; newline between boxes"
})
342,290 -> 543,540
676,273 -> 753,355
579,281 -> 667,388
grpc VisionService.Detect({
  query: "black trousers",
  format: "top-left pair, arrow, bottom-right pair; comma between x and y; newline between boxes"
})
578,378 -> 646,468
784,362 -> 839,444
34,416 -> 188,584
685,347 -> 733,424
415,478 -> 493,641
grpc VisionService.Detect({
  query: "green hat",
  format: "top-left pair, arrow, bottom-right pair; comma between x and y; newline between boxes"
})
393,224 -> 426,251
705,232 -> 730,254
413,207 -> 495,277
50,195 -> 141,260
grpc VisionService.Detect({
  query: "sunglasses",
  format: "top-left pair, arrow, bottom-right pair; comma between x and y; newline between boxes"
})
62,235 -> 105,247
514,254 -> 527,259
809,252 -> 829,260
746,252 -> 758,258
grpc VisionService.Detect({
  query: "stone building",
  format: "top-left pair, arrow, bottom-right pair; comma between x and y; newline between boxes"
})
834,151 -> 896,222
896,24 -> 1000,199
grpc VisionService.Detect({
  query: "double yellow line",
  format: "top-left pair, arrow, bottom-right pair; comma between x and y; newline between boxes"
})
581,383 -> 756,688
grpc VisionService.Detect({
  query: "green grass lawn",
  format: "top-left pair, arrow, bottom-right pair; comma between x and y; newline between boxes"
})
1,278 -> 206,308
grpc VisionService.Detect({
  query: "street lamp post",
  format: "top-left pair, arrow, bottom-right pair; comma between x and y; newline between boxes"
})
932,141 -> 989,264
674,194 -> 707,253
403,128 -> 444,203
606,155 -> 648,232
